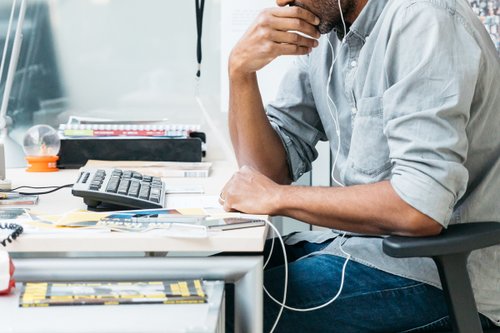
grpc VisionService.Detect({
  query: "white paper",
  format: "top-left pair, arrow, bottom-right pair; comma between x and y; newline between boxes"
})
165,194 -> 221,209
165,184 -> 204,194
220,0 -> 294,112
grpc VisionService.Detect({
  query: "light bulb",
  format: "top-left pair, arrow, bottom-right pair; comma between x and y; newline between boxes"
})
22,124 -> 60,172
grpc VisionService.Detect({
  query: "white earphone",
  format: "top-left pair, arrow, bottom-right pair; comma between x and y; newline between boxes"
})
265,2 -> 351,332
326,0 -> 347,187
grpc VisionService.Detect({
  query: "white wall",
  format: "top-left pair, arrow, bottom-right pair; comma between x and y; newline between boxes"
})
220,0 -> 294,112
47,0 -> 229,159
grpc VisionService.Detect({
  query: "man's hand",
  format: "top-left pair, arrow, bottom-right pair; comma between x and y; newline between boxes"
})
219,168 -> 443,237
229,6 -> 321,75
219,166 -> 283,215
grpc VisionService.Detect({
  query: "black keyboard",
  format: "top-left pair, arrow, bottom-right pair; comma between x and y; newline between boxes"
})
72,168 -> 166,210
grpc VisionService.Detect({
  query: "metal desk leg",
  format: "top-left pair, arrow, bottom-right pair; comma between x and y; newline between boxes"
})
234,257 -> 263,333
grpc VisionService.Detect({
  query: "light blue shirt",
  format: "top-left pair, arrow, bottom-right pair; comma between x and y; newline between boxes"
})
266,0 -> 500,325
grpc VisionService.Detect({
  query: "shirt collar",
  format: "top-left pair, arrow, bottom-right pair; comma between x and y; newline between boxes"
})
347,0 -> 390,40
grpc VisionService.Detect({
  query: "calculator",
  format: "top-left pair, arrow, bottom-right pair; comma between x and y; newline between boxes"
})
72,168 -> 166,210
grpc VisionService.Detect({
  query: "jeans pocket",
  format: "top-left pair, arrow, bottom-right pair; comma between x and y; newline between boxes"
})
400,316 -> 450,333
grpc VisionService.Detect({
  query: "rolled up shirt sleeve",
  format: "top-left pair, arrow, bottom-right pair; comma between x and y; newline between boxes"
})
266,57 -> 327,182
382,2 -> 482,226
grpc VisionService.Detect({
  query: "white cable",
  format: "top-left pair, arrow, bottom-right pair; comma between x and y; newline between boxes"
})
324,0 -> 348,188
263,6 -> 351,328
264,220 -> 289,333
263,225 -> 276,269
264,230 -> 351,313
325,38 -> 344,188
338,0 -> 347,43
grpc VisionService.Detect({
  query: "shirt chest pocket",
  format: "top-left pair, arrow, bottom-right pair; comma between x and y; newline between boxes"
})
343,96 -> 392,184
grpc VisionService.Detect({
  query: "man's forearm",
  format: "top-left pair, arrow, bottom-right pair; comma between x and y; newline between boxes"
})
228,71 -> 291,184
275,181 -> 442,236
226,6 -> 320,184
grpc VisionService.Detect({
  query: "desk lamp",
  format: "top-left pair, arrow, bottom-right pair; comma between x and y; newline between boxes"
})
0,0 -> 27,187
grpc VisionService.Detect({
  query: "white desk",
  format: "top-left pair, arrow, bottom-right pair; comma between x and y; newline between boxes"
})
3,161 -> 266,333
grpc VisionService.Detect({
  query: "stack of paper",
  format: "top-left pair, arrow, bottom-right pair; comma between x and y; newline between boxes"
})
0,194 -> 38,206
85,160 -> 211,178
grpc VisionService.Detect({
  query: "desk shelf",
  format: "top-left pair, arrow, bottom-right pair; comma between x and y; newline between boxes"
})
0,280 -> 225,333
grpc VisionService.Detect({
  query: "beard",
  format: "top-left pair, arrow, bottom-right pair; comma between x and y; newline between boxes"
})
292,0 -> 357,34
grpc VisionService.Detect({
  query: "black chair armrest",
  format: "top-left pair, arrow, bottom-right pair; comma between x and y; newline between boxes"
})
383,222 -> 500,258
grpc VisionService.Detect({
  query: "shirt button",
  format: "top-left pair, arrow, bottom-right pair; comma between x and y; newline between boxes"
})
350,60 -> 357,68
351,107 -> 358,114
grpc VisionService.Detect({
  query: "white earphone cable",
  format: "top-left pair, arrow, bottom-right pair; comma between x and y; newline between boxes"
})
265,221 -> 289,333
265,1 -> 349,331
264,229 -> 351,312
325,0 -> 348,188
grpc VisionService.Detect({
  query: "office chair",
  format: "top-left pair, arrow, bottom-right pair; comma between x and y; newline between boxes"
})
383,222 -> 500,333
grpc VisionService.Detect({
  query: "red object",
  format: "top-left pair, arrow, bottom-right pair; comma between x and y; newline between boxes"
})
25,155 -> 59,172
0,253 -> 15,295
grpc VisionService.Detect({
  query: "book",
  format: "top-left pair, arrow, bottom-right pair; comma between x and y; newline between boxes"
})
0,195 -> 38,206
19,279 -> 207,307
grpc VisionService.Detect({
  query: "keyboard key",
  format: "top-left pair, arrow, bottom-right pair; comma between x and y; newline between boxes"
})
150,187 -> 161,197
105,176 -> 120,192
139,186 -> 150,200
82,173 -> 90,183
117,179 -> 131,195
112,169 -> 122,176
122,171 -> 133,179
96,169 -> 106,177
128,181 -> 140,197
149,196 -> 160,203
90,181 -> 103,189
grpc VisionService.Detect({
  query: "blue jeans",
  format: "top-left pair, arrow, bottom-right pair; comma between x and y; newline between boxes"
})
261,238 -> 494,333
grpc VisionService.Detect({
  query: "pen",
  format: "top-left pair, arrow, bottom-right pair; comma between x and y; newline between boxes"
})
0,192 -> 21,199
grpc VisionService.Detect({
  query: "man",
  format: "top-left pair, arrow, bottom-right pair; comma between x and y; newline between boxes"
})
221,0 -> 500,331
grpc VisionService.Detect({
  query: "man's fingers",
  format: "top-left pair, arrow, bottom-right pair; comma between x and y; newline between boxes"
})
275,43 -> 313,56
271,6 -> 320,27
270,17 -> 320,39
270,31 -> 318,48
